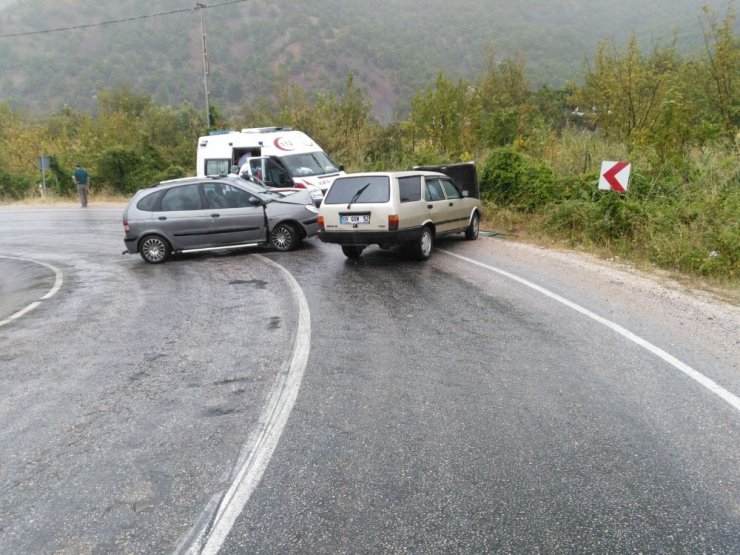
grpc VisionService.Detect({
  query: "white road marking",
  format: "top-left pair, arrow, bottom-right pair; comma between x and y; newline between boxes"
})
179,254 -> 311,554
441,249 -> 740,413
0,256 -> 64,328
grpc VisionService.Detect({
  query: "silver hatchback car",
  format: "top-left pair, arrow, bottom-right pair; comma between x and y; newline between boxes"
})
122,175 -> 319,263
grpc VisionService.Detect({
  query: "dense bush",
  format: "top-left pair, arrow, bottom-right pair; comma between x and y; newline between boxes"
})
479,147 -> 557,211
0,167 -> 33,200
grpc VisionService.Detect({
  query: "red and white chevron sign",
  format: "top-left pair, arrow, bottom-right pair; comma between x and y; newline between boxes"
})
599,161 -> 631,192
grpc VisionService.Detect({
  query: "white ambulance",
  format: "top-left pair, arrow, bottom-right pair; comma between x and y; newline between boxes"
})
196,127 -> 344,199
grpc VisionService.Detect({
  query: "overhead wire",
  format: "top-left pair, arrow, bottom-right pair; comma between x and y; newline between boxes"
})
0,0 -> 249,39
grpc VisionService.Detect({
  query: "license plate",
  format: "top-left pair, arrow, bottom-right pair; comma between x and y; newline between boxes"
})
340,214 -> 370,225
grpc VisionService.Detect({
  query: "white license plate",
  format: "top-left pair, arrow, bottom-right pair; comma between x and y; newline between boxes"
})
340,214 -> 370,224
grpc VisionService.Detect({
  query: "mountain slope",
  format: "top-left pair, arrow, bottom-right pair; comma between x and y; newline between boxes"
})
0,0 -> 733,121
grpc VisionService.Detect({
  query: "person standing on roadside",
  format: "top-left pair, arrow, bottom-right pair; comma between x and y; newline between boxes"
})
72,164 -> 90,207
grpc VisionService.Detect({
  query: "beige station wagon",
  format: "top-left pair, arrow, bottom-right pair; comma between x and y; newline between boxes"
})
317,169 -> 481,260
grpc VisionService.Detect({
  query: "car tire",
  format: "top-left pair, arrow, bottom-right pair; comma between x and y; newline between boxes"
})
465,212 -> 480,240
409,226 -> 434,261
341,245 -> 364,259
271,222 -> 301,251
139,234 -> 171,264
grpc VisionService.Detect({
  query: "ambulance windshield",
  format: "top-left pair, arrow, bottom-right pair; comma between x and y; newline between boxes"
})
281,151 -> 339,177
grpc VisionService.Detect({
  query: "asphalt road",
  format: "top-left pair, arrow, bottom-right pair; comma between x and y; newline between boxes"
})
0,205 -> 738,554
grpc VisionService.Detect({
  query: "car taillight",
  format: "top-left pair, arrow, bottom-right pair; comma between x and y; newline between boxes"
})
293,181 -> 307,189
317,215 -> 325,230
123,219 -> 130,233
389,214 -> 399,231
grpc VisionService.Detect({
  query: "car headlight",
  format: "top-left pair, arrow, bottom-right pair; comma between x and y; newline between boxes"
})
305,204 -> 319,214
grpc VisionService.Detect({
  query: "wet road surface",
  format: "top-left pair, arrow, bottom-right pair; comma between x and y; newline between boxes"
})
0,206 -> 738,553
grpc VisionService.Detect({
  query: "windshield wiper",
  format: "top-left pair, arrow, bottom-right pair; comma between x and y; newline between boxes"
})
347,182 -> 371,209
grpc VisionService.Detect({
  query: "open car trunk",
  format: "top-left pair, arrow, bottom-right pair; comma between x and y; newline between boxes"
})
414,162 -> 480,199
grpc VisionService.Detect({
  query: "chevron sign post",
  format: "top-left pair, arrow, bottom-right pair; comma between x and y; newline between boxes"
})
599,161 -> 631,192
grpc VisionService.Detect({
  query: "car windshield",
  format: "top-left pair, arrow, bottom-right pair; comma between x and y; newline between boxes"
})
324,176 -> 390,204
281,151 -> 339,177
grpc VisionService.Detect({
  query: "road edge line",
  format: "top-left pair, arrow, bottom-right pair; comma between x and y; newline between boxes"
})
180,254 -> 311,554
0,255 -> 63,328
440,249 -> 740,413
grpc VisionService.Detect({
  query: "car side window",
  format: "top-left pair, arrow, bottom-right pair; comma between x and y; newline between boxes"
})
203,182 -> 229,209
441,178 -> 462,199
398,176 -> 422,203
424,178 -> 445,202
225,184 -> 256,208
261,158 -> 288,187
160,183 -> 203,211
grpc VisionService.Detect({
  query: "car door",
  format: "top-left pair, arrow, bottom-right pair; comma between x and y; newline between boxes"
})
155,183 -> 213,249
423,177 -> 454,232
203,181 -> 266,245
439,177 -> 470,231
397,175 -> 425,230
245,156 -> 293,188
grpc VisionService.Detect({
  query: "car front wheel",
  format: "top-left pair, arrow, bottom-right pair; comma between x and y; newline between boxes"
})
139,234 -> 171,264
271,222 -> 301,251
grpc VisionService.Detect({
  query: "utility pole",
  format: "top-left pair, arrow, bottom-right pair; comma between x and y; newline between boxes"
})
196,3 -> 211,128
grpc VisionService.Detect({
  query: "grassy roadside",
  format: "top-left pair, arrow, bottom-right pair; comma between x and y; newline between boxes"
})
480,205 -> 740,305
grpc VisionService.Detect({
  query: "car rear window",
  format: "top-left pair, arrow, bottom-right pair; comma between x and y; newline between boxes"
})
324,176 -> 390,204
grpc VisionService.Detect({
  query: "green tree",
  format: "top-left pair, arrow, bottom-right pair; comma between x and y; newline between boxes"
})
477,51 -> 532,148
573,35 -> 691,158
699,4 -> 739,139
408,73 -> 478,159
313,73 -> 376,168
97,87 -> 153,117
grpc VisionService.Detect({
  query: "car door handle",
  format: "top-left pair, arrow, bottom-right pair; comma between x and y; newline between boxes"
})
211,213 -> 220,218
449,202 -> 454,206
427,204 -> 433,209
158,216 -> 167,221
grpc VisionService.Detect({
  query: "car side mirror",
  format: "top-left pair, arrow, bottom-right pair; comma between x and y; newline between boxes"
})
249,196 -> 263,206
462,190 -> 469,197
338,164 -> 345,171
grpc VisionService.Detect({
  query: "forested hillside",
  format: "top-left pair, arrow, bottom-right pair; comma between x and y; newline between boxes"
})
0,0 -> 734,120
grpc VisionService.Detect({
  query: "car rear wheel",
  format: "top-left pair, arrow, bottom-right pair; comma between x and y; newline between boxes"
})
139,234 -> 171,264
409,227 -> 434,261
465,212 -> 480,240
341,245 -> 364,259
271,222 -> 301,251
